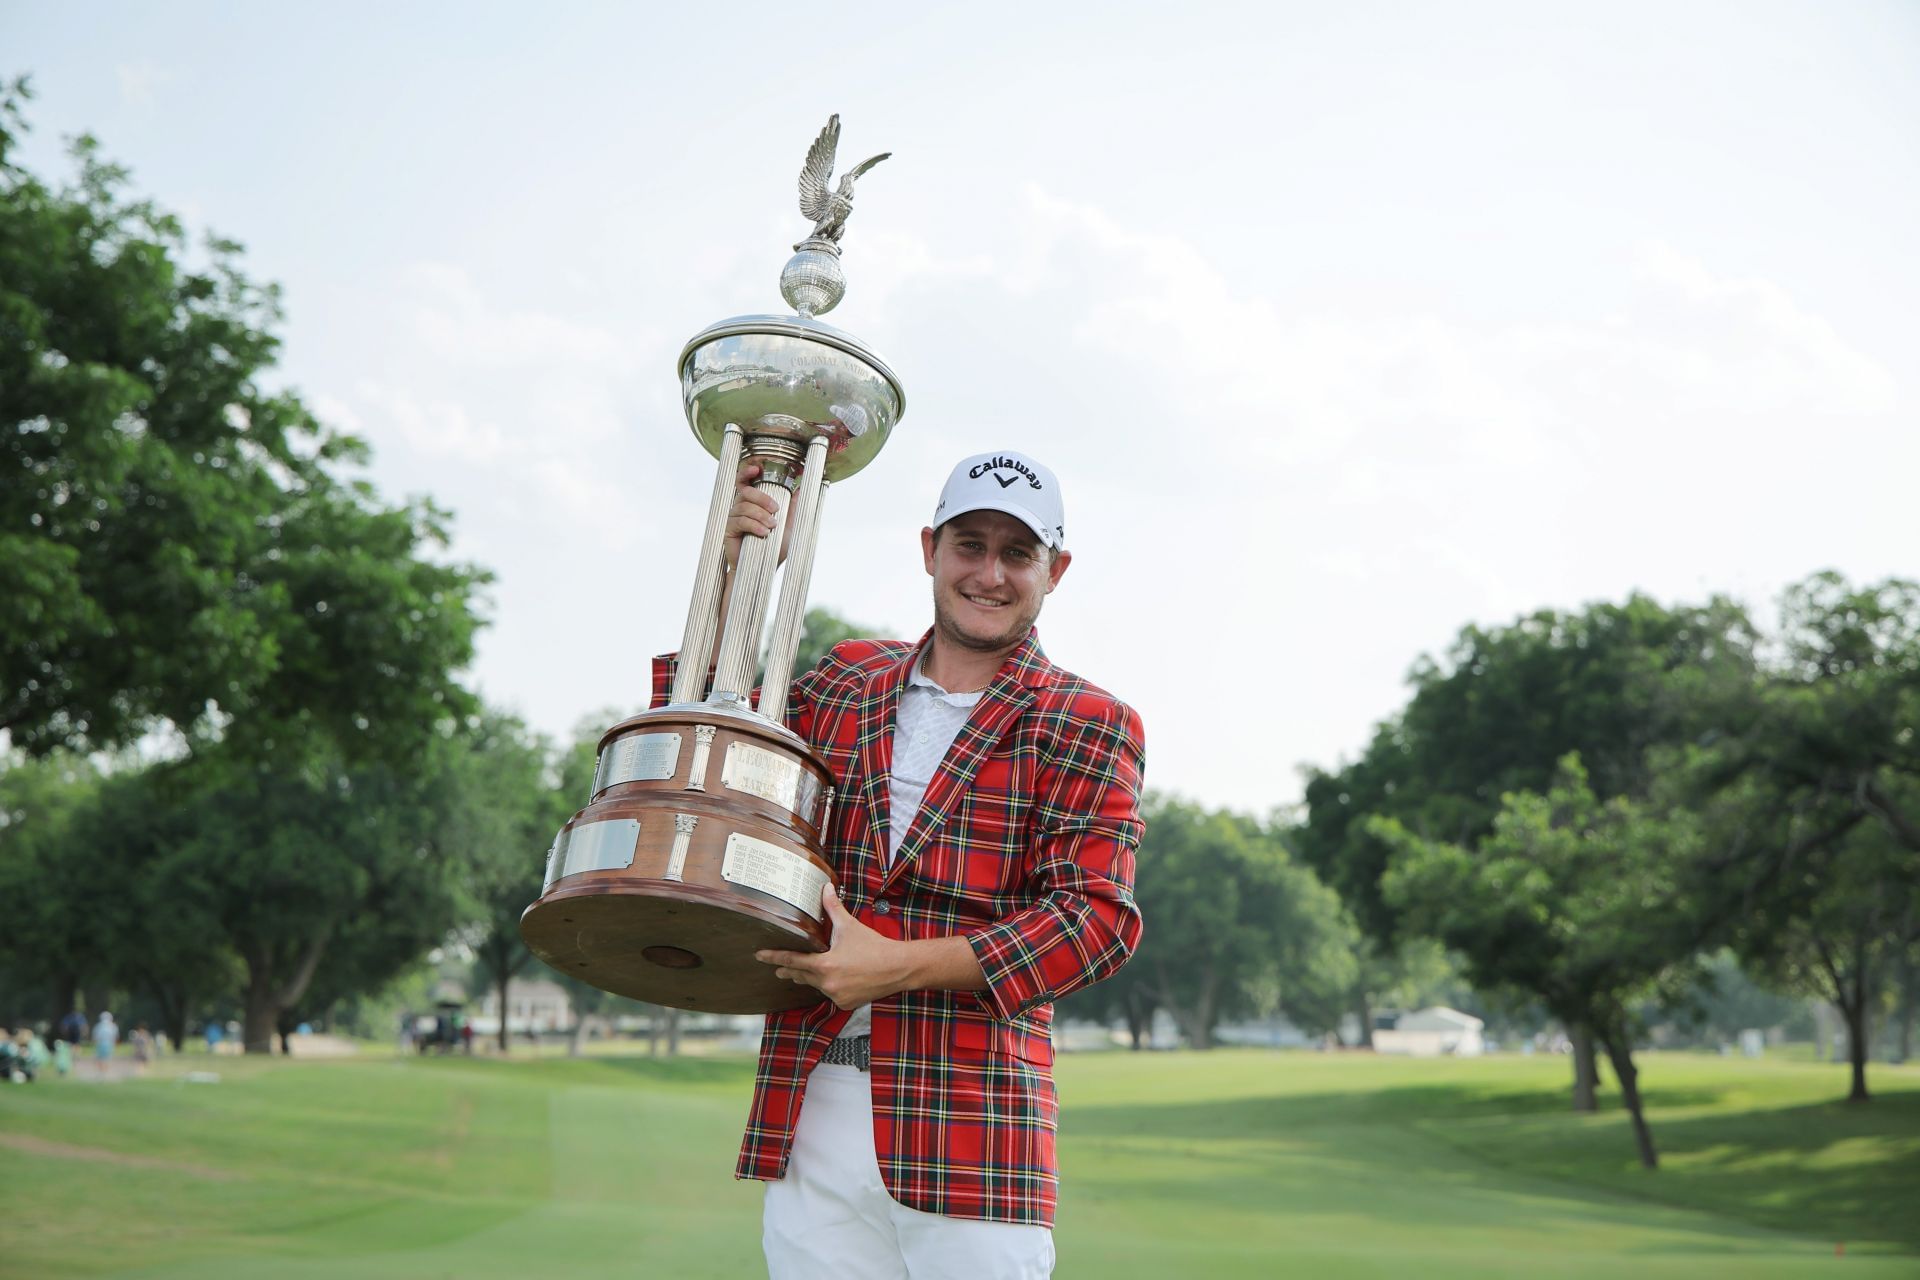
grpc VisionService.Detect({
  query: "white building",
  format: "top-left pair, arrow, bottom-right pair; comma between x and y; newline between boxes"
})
1372,1006 -> 1486,1057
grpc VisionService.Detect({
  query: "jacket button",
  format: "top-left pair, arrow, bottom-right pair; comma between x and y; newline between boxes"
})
874,901 -> 893,915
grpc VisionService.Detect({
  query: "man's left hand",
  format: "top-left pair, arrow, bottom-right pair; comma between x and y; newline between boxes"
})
756,887 -> 910,1010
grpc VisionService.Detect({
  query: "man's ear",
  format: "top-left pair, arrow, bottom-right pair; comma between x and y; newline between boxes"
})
921,526 -> 937,576
1045,548 -> 1072,593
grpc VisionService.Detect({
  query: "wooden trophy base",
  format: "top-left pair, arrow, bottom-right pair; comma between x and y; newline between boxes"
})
520,881 -> 827,1013
520,705 -> 838,1014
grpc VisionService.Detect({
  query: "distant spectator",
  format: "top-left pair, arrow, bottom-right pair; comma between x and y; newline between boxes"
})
92,1010 -> 118,1076
204,1021 -> 223,1055
21,1028 -> 48,1078
8,1028 -> 47,1083
52,1035 -> 72,1077
59,1008 -> 86,1046
131,1023 -> 155,1069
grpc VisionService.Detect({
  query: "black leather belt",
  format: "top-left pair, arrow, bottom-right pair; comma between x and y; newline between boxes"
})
819,1034 -> 870,1071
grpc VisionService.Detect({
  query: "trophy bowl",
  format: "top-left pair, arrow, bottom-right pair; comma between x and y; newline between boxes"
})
679,314 -> 904,481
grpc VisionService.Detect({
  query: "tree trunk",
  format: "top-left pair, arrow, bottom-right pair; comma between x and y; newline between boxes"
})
1355,986 -> 1374,1050
1893,953 -> 1915,1065
1600,1033 -> 1659,1170
240,930 -> 331,1054
666,1007 -> 682,1057
1571,1025 -> 1600,1112
1166,974 -> 1216,1050
569,1014 -> 588,1058
242,976 -> 279,1056
1151,962 -> 1216,1050
1843,982 -> 1872,1103
276,1009 -> 296,1056
149,982 -> 190,1053
1124,988 -> 1149,1051
1815,933 -> 1876,1103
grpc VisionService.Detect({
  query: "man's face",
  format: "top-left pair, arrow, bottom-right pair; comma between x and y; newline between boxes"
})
921,511 -> 1071,654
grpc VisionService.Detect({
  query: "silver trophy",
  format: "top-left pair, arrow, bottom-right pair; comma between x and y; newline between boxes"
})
520,117 -> 905,1013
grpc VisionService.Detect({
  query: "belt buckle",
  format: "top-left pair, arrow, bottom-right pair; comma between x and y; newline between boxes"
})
821,1034 -> 871,1072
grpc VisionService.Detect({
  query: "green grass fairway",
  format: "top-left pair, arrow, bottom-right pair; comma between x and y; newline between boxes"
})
1,1049 -> 1915,1277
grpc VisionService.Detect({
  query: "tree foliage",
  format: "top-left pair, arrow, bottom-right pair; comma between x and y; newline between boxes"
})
792,606 -> 883,676
1298,595 -> 1756,946
1117,796 -> 1355,1049
1692,572 -> 1920,1100
469,711 -> 597,1052
1377,756 -> 1706,1168
0,78 -> 485,761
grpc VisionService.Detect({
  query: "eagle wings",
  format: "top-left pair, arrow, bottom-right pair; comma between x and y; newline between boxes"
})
797,114 -> 889,244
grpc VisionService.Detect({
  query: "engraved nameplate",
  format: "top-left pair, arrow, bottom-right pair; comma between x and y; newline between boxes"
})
595,733 -> 682,793
721,742 -> 822,822
551,818 -> 641,885
721,832 -> 829,920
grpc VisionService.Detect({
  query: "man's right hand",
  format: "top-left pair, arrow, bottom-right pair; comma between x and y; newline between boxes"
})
725,461 -> 784,570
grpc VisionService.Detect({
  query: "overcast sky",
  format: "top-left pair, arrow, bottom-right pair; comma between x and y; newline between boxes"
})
8,2 -> 1917,810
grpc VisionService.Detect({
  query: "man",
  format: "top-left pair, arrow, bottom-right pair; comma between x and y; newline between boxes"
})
654,449 -> 1145,1278
92,1009 -> 118,1076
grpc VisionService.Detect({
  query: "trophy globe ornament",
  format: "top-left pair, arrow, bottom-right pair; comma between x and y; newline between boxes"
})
519,117 -> 905,1014
780,113 -> 889,318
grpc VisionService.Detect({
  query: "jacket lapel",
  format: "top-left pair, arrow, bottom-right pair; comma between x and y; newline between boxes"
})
877,633 -> 1051,896
852,641 -> 916,895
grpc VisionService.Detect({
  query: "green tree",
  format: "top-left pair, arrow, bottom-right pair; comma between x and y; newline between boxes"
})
1377,756 -> 1706,1169
1299,595 -> 1755,1101
68,765 -> 236,1048
1693,573 -> 1920,1101
792,606 -> 883,675
0,750 -> 105,1024
1132,796 -> 1355,1049
1,79 -> 484,761
148,734 -> 492,1053
469,711 -> 599,1053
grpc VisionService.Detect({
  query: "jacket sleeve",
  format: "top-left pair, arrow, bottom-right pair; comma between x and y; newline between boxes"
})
648,654 -> 679,710
967,698 -> 1146,1021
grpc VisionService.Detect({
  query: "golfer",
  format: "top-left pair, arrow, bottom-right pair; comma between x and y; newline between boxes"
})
654,449 -> 1144,1278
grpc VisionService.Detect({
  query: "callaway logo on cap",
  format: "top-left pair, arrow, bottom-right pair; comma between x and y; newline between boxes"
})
933,450 -> 1066,550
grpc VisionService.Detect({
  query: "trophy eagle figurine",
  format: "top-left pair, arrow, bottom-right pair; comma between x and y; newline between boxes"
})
797,114 -> 890,246
779,115 -> 891,318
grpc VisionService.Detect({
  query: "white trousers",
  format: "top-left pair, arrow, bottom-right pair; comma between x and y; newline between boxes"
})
762,1062 -> 1055,1279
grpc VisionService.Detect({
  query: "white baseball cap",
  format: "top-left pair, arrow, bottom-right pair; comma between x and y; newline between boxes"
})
932,451 -> 1066,551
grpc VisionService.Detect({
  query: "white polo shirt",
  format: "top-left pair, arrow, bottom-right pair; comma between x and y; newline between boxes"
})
839,654 -> 982,1039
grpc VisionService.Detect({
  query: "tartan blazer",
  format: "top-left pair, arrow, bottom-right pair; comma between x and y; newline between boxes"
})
650,629 -> 1145,1226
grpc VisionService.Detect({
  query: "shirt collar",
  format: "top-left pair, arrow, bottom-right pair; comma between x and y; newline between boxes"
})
906,651 -> 983,706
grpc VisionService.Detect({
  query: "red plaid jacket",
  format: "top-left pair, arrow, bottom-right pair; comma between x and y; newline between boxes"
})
650,629 -> 1144,1226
